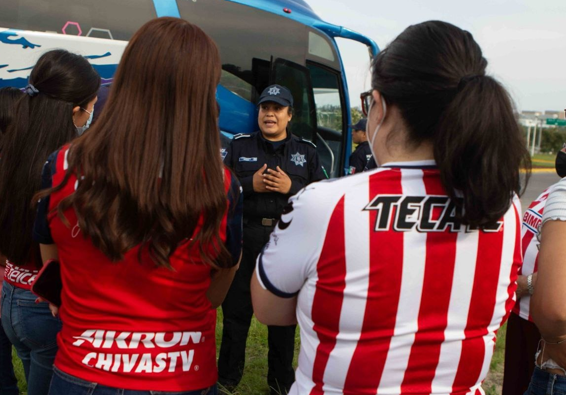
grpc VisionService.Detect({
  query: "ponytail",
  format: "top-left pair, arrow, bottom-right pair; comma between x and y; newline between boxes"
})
371,20 -> 530,227
434,75 -> 530,227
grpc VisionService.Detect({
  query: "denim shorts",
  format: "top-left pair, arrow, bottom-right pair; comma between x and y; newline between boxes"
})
525,367 -> 566,395
49,366 -> 218,395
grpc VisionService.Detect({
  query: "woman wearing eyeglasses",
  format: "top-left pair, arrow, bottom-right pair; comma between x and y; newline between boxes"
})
0,49 -> 100,395
250,20 -> 530,394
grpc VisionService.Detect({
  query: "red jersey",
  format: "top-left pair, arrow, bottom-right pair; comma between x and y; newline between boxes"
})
33,146 -> 242,391
257,161 -> 521,395
3,260 -> 38,290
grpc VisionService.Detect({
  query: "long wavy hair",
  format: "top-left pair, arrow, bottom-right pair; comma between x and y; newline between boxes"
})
371,21 -> 530,227
0,50 -> 100,266
45,17 -> 230,269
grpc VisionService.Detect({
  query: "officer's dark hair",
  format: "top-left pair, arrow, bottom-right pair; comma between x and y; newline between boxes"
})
0,87 -> 23,135
0,50 -> 100,266
371,20 -> 530,227
39,18 -> 233,269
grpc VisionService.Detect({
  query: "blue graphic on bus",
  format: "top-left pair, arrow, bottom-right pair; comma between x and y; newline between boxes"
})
0,31 -> 41,49
7,66 -> 33,73
85,52 -> 112,60
0,54 -> 118,89
152,0 -> 181,18
0,78 -> 27,88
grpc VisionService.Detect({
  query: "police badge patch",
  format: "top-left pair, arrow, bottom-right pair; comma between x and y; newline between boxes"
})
290,152 -> 307,167
268,86 -> 281,96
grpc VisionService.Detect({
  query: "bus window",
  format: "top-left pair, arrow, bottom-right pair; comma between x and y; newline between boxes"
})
221,68 -> 254,102
176,0 -> 308,103
308,62 -> 346,178
0,0 -> 155,40
308,32 -> 335,62
272,59 -> 317,143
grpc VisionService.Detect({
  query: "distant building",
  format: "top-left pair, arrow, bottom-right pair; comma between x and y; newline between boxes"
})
518,110 -> 565,128
545,110 -> 565,120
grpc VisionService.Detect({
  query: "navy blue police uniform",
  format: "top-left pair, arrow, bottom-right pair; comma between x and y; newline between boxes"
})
348,118 -> 377,174
224,131 -> 325,221
219,85 -> 325,395
349,141 -> 375,174
365,155 -> 377,171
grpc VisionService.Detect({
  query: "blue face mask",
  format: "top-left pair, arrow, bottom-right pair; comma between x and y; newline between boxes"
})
75,107 -> 94,136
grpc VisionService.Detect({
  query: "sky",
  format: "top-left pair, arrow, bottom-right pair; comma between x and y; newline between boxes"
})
306,0 -> 566,112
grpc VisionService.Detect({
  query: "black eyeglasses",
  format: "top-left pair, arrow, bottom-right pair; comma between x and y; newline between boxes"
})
361,90 -> 373,116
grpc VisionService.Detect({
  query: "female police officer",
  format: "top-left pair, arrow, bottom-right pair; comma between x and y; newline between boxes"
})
220,84 -> 325,394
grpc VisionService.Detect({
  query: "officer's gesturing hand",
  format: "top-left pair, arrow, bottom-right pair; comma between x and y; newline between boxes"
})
264,166 -> 292,194
253,164 -> 269,193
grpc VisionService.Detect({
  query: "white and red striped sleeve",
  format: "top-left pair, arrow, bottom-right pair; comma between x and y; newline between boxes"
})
255,180 -> 345,298
513,188 -> 549,320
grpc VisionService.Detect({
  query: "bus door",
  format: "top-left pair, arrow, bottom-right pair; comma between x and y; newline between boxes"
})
271,58 -> 317,143
273,58 -> 348,179
307,62 -> 347,179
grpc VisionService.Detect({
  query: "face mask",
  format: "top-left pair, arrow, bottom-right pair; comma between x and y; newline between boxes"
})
556,145 -> 566,178
366,98 -> 387,167
75,107 -> 94,136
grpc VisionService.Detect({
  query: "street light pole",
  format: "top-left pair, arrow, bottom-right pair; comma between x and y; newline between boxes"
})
537,119 -> 542,152
531,120 -> 537,156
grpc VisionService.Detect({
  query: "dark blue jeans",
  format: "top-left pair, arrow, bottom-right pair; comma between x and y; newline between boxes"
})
1,281 -> 61,395
49,366 -> 218,395
525,367 -> 566,395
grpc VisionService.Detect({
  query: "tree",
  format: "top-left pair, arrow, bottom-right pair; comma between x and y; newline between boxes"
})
351,107 -> 363,125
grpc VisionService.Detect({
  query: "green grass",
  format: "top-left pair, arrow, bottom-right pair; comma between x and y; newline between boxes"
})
532,153 -> 555,168
215,310 -> 300,395
12,347 -> 26,394
11,312 -> 505,395
482,322 -> 506,395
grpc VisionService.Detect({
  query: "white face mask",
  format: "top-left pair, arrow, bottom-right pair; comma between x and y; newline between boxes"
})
366,98 -> 387,166
75,107 -> 94,136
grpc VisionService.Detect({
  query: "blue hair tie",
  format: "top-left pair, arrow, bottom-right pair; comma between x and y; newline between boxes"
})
24,84 -> 39,97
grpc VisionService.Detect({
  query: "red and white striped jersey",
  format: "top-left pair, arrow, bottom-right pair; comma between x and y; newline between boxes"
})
513,185 -> 556,321
257,161 -> 522,395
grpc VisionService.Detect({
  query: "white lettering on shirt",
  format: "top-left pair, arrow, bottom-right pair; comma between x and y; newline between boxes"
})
72,330 -> 202,374
4,262 -> 38,286
72,330 -> 202,349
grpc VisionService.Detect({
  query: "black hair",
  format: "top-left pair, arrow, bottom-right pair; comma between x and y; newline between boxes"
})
371,20 -> 530,227
0,87 -> 24,135
0,49 -> 100,266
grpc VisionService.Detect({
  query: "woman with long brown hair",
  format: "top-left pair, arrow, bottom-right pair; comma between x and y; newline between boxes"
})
33,18 -> 242,394
0,86 -> 24,395
0,49 -> 99,395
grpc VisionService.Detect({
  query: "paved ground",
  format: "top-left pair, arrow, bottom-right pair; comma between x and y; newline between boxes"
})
520,170 -> 560,211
